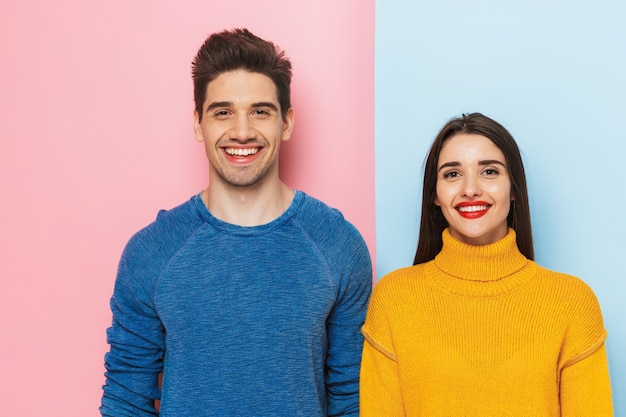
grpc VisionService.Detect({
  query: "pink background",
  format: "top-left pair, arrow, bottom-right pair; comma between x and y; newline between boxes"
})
0,1 -> 375,415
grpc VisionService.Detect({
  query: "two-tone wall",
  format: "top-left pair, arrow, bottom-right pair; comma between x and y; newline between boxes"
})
1,0 -> 623,414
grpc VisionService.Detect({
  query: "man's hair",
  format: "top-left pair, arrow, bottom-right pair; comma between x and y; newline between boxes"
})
414,112 -> 534,264
192,28 -> 292,121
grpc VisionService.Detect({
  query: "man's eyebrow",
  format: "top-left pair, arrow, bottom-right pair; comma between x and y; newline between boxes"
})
205,101 -> 233,112
438,159 -> 506,171
204,101 -> 279,112
251,102 -> 279,111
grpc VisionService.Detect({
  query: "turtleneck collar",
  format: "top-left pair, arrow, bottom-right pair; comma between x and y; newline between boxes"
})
428,228 -> 535,297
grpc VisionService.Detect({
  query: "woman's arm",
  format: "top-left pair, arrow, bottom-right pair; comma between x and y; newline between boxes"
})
560,344 -> 614,417
360,333 -> 405,417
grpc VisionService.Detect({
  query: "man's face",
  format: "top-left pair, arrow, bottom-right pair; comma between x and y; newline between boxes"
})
194,69 -> 294,190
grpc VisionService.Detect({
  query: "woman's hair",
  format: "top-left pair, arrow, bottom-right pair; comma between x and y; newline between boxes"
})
191,28 -> 292,122
413,112 -> 534,264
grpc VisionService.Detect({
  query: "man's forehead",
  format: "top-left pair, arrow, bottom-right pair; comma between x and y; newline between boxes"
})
204,70 -> 279,105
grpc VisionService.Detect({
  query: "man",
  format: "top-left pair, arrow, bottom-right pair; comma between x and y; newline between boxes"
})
100,28 -> 372,416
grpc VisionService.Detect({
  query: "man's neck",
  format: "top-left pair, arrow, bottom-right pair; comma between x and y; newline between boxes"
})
202,181 -> 295,227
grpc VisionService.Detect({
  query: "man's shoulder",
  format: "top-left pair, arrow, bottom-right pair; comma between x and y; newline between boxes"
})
295,191 -> 366,245
125,195 -> 203,250
296,191 -> 348,224
113,195 -> 205,280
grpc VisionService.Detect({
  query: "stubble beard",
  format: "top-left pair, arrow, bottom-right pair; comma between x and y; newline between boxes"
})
212,159 -> 277,191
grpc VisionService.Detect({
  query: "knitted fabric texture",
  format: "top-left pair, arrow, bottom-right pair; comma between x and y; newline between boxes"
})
360,228 -> 613,416
101,191 -> 372,416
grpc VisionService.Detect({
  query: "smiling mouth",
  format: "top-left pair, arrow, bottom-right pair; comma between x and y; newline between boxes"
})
224,147 -> 259,156
455,203 -> 491,219
457,204 -> 489,213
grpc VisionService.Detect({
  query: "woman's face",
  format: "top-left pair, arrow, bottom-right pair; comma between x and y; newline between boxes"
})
435,133 -> 513,246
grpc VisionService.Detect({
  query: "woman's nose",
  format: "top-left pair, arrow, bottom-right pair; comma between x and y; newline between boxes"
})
461,175 -> 482,197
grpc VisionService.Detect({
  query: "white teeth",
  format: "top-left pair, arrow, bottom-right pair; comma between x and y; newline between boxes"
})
457,205 -> 488,213
225,148 -> 259,156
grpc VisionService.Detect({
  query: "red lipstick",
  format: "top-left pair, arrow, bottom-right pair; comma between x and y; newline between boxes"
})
455,201 -> 491,219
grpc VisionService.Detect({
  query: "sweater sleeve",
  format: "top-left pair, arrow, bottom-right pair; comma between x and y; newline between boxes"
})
558,276 -> 614,416
359,277 -> 405,417
100,236 -> 165,416
325,226 -> 373,417
560,344 -> 614,416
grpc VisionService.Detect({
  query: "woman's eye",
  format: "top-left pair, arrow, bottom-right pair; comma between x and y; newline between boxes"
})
483,168 -> 499,176
443,171 -> 459,179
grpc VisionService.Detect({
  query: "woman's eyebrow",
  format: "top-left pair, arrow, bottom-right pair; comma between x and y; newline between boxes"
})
438,159 -> 506,172
479,159 -> 506,167
438,161 -> 460,172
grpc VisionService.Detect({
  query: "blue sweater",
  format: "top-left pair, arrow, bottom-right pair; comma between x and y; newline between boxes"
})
101,191 -> 372,416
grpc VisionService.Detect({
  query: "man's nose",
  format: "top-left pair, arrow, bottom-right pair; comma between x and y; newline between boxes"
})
230,115 -> 253,140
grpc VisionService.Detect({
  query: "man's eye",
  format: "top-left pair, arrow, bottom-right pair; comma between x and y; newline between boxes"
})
253,109 -> 270,116
210,110 -> 230,119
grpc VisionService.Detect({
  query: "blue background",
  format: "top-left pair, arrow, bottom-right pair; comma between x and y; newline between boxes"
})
375,0 -> 625,412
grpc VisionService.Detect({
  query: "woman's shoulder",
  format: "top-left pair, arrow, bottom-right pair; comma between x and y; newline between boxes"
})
531,264 -> 608,367
532,263 -> 604,320
373,263 -> 431,296
534,263 -> 598,296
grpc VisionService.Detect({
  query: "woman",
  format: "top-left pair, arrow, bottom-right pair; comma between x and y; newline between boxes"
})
360,113 -> 613,416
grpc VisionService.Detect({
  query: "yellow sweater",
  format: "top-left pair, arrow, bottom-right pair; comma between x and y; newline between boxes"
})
361,229 -> 613,416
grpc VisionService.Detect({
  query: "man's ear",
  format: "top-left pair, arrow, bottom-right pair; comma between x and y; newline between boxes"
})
281,108 -> 295,142
193,110 -> 204,142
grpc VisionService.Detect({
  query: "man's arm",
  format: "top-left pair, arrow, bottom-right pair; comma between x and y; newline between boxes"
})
325,231 -> 372,416
100,242 -> 165,416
